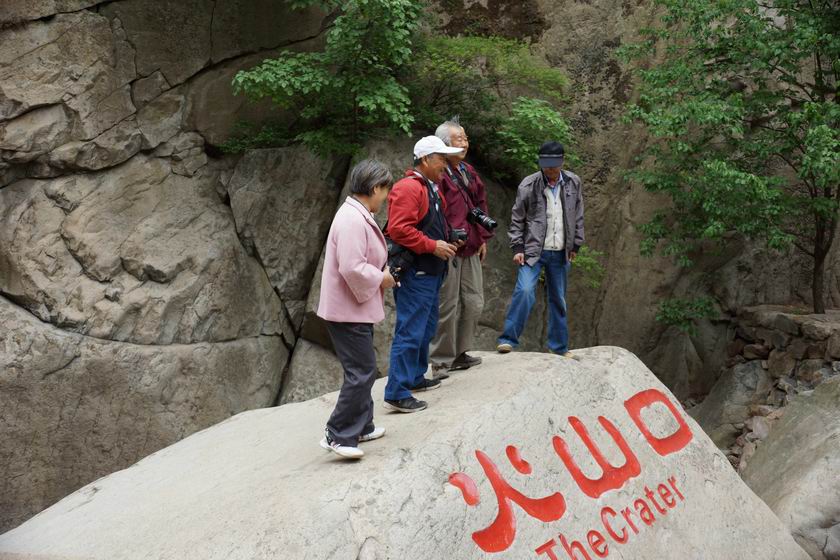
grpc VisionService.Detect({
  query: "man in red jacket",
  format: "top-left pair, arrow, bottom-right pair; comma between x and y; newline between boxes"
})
429,119 -> 494,376
383,136 -> 462,413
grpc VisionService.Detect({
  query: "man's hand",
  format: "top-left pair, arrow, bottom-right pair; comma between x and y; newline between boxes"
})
433,240 -> 458,260
381,270 -> 397,289
569,251 -> 577,262
478,243 -> 487,263
513,253 -> 525,266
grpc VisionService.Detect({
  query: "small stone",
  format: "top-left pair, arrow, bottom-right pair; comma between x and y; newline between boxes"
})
104,286 -> 122,302
736,324 -> 757,343
827,332 -> 840,360
805,341 -> 827,360
756,328 -> 790,350
785,338 -> 810,360
734,423 -> 746,431
727,355 -> 746,368
797,359 -> 825,383
800,318 -> 834,341
768,349 -> 797,378
766,408 -> 786,421
760,360 -> 769,369
745,416 -> 772,440
776,378 -> 795,394
738,441 -> 757,472
773,314 -> 801,336
727,338 -> 747,357
749,404 -> 775,417
743,343 -> 770,360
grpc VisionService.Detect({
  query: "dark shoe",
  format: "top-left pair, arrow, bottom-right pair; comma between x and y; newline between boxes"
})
449,352 -> 482,371
431,363 -> 450,381
409,378 -> 441,392
384,397 -> 428,413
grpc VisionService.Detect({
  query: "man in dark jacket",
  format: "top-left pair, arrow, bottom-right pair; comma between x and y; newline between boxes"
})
383,136 -> 462,413
429,119 -> 494,376
496,141 -> 584,357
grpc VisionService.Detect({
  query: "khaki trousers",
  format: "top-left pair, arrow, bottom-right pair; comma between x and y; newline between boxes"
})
430,254 -> 484,366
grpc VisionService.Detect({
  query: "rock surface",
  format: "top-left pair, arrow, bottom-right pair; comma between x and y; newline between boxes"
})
0,156 -> 284,345
0,295 -> 287,534
689,361 -> 773,447
0,348 -> 808,560
278,339 -> 343,405
743,378 -> 840,560
226,147 -> 346,302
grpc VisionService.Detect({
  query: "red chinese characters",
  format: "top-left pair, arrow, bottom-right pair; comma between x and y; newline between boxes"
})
448,387 -> 694,554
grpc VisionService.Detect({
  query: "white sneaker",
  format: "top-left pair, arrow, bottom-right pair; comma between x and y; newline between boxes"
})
359,426 -> 386,443
497,343 -> 513,354
319,437 -> 364,459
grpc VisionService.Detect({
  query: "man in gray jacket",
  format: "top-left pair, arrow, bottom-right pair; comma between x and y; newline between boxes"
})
496,141 -> 584,356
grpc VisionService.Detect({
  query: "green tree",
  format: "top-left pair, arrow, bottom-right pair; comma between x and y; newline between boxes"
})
409,35 -> 572,178
624,0 -> 839,313
231,0 -> 422,155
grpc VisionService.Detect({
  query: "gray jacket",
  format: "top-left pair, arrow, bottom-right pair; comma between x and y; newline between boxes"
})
508,170 -> 585,266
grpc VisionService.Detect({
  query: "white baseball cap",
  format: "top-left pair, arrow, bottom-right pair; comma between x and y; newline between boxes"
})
413,135 -> 464,159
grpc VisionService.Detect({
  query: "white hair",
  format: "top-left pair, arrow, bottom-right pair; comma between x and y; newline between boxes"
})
434,117 -> 462,146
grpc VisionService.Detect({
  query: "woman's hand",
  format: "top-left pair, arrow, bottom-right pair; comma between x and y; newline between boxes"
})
381,269 -> 397,289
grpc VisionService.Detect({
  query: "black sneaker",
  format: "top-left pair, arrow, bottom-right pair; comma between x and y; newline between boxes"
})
409,378 -> 441,392
449,353 -> 482,371
431,363 -> 450,380
384,397 -> 428,413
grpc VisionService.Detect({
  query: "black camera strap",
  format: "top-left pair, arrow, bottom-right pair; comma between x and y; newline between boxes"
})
446,164 -> 478,210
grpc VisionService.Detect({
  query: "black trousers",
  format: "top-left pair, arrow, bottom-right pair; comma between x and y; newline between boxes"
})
325,321 -> 378,446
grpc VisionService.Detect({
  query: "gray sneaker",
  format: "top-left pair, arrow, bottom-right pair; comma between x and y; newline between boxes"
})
449,352 -> 482,371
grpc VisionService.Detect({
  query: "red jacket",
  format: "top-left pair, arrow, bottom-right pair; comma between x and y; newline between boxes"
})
438,162 -> 493,257
385,170 -> 448,254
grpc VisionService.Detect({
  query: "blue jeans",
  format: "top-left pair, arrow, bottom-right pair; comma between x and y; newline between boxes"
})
498,250 -> 570,353
385,271 -> 443,401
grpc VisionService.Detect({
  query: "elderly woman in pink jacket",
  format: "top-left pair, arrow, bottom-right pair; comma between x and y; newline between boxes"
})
318,159 -> 397,459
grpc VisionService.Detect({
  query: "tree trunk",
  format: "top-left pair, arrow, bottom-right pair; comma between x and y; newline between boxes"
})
812,251 -> 826,314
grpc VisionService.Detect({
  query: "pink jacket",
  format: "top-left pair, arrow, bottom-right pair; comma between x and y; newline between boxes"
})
317,197 -> 388,323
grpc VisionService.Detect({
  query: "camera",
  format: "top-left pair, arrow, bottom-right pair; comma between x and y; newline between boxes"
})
468,207 -> 498,231
449,228 -> 468,244
386,238 -> 414,284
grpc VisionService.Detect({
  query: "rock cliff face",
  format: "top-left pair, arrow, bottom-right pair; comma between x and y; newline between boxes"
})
0,0 -> 332,532
1,0 -> 836,537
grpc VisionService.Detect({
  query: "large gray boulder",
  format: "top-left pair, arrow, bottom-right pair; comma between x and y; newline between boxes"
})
226,147 -> 345,303
742,377 -> 840,560
0,11 -> 136,154
0,347 -> 809,559
0,1 -> 104,25
278,339 -> 343,405
689,360 -> 774,447
0,156 -> 284,345
0,295 -> 287,534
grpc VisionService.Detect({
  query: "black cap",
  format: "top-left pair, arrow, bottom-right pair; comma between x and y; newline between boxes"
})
538,141 -> 565,168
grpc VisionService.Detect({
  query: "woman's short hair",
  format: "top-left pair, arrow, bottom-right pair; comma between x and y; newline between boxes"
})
349,159 -> 393,196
